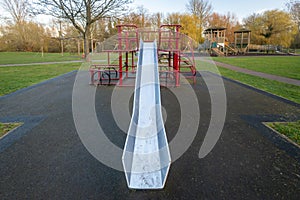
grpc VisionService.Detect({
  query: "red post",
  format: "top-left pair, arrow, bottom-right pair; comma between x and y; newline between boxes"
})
115,24 -> 138,86
89,69 -> 94,85
97,70 -> 101,85
168,51 -> 171,68
126,52 -> 129,77
160,24 -> 181,87
117,25 -> 123,86
132,51 -> 135,72
174,25 -> 180,86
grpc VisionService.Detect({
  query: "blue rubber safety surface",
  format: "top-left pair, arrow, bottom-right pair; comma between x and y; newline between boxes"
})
0,71 -> 299,199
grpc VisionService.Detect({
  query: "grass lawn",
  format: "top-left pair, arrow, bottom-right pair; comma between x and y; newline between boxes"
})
212,56 -> 300,80
196,60 -> 300,104
0,63 -> 80,96
0,52 -> 82,65
0,122 -> 23,138
266,121 -> 300,146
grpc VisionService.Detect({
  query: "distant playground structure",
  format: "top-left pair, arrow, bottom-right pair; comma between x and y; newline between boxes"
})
200,27 -> 283,56
89,24 -> 197,86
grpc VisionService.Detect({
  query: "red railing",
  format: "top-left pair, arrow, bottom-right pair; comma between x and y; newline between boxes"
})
90,24 -> 196,86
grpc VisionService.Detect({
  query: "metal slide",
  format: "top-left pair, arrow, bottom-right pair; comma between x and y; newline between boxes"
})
122,40 -> 171,189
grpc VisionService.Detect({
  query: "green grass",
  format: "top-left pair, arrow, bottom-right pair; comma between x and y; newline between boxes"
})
266,121 -> 300,146
0,63 -> 80,96
0,52 -> 82,65
212,56 -> 300,80
0,122 -> 23,138
196,60 -> 300,104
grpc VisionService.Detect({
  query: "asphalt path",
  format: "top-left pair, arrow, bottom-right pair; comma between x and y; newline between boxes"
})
0,71 -> 299,199
0,60 -> 83,67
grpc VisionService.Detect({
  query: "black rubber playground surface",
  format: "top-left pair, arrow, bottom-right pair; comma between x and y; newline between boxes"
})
0,71 -> 300,199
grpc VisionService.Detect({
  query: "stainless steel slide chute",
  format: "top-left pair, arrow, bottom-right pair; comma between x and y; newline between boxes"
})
122,40 -> 171,189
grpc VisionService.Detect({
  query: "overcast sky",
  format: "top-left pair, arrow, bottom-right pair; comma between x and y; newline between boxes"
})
132,0 -> 288,22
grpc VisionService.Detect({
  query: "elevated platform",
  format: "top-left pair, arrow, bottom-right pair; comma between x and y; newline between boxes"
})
89,24 -> 197,87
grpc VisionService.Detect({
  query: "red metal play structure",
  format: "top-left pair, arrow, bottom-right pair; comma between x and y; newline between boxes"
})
89,24 -> 197,87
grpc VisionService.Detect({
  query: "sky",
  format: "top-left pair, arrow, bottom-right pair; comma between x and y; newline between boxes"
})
132,0 -> 288,22
0,0 -> 288,24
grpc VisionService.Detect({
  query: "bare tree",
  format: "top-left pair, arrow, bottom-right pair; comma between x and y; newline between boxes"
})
286,0 -> 300,28
136,6 -> 149,28
186,0 -> 212,29
0,0 -> 29,23
32,0 -> 133,58
150,12 -> 163,29
286,1 -> 300,48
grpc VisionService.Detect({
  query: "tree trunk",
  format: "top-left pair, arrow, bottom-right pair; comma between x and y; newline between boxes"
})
83,25 -> 91,59
83,33 -> 88,59
83,28 -> 91,59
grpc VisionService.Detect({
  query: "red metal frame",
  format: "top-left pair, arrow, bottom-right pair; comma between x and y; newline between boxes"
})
159,24 -> 182,86
90,24 -> 196,87
116,24 -> 138,86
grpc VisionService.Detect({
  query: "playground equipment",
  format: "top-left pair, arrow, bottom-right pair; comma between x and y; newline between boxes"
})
234,29 -> 251,54
235,28 -> 280,53
203,27 -> 227,56
89,24 -> 197,87
89,24 -> 197,189
247,44 -> 277,52
203,27 -> 252,56
203,27 -> 283,56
